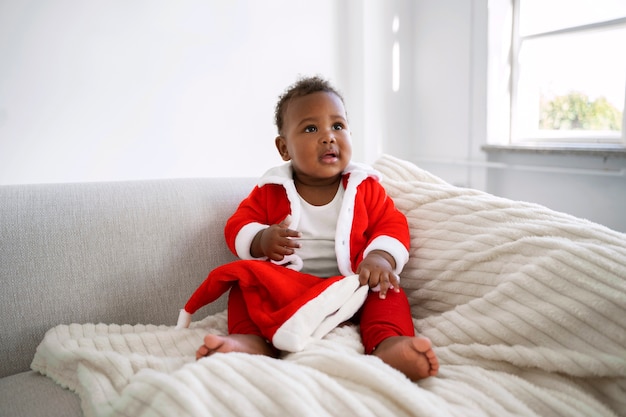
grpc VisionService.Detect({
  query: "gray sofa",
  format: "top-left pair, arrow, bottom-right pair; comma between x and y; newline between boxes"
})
3,158 -> 624,417
0,177 -> 257,417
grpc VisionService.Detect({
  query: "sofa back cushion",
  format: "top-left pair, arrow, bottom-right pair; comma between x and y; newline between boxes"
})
0,177 -> 256,377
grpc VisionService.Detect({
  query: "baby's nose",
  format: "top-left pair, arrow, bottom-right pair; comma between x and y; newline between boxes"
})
322,132 -> 336,143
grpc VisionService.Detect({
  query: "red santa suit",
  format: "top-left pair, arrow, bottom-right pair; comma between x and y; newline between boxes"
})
178,162 -> 415,353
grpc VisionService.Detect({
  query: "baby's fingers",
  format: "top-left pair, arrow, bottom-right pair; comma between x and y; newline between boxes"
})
277,216 -> 302,241
378,273 -> 401,299
377,273 -> 391,299
389,273 -> 401,292
278,215 -> 293,228
358,269 -> 371,287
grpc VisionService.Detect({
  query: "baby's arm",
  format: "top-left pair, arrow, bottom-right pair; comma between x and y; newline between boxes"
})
357,250 -> 400,299
250,216 -> 301,261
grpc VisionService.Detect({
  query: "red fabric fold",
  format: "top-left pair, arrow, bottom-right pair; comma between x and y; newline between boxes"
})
184,260 -> 344,341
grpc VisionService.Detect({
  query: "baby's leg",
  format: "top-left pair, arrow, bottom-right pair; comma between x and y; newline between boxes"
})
196,283 -> 277,359
372,336 -> 439,381
196,334 -> 277,359
358,289 -> 438,380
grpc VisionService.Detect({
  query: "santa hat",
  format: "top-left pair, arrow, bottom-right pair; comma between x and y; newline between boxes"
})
176,260 -> 368,352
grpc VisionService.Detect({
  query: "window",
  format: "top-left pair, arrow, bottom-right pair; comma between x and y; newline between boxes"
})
489,0 -> 626,147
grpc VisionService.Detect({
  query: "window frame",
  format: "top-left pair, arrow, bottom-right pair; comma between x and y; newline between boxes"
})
488,0 -> 626,149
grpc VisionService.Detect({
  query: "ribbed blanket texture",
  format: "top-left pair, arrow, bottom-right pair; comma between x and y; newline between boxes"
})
32,154 -> 626,417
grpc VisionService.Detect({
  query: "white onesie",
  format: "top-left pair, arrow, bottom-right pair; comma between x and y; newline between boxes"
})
295,185 -> 344,277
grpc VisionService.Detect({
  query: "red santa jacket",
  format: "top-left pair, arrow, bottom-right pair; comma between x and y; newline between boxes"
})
225,162 -> 410,276
177,162 -> 412,351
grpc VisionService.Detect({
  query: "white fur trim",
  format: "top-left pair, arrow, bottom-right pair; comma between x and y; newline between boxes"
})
235,222 -> 268,260
311,282 -> 368,339
335,170 -> 367,276
281,183 -> 302,230
272,275 -> 366,352
258,163 -> 293,187
175,309 -> 192,330
271,253 -> 304,271
343,161 -> 381,181
258,164 -> 302,229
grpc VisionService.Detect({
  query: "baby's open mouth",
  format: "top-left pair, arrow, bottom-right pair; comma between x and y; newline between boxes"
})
321,150 -> 338,162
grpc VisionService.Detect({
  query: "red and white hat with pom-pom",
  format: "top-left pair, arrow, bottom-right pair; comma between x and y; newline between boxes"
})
176,260 -> 367,352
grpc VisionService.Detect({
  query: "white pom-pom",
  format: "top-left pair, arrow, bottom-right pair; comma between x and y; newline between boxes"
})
175,309 -> 192,329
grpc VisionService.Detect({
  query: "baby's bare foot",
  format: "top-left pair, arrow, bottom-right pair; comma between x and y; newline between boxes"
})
196,334 -> 277,360
373,336 -> 439,381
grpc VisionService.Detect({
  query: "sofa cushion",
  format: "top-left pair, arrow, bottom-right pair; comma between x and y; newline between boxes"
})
0,177 -> 256,377
0,371 -> 81,417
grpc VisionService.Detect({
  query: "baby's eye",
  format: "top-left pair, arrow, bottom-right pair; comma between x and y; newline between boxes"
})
332,123 -> 344,130
304,125 -> 317,133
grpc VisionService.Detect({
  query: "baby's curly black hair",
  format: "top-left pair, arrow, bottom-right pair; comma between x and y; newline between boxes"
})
274,75 -> 346,135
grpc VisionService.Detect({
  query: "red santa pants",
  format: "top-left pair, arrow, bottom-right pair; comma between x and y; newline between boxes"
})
227,281 -> 415,354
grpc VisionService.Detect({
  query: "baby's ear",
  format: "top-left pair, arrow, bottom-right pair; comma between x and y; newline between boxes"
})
275,136 -> 290,161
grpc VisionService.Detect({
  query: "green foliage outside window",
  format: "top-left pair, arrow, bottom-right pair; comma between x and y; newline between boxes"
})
539,92 -> 623,131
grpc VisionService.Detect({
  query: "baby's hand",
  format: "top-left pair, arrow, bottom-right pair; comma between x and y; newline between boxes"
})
357,250 -> 399,299
253,215 -> 301,261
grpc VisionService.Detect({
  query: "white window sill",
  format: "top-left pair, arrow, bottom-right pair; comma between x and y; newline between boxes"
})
482,143 -> 626,158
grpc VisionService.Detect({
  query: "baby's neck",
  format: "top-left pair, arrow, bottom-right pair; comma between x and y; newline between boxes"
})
294,178 -> 342,206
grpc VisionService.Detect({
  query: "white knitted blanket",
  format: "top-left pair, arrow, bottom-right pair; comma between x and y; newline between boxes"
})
32,155 -> 626,417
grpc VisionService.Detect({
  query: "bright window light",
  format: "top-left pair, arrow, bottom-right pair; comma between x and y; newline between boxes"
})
511,0 -> 626,145
392,15 -> 400,92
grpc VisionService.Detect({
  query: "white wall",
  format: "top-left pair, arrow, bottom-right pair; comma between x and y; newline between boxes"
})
2,0 -> 625,232
410,0 -> 488,189
406,0 -> 626,233
486,150 -> 626,233
0,0 -> 339,184
340,0 -> 417,163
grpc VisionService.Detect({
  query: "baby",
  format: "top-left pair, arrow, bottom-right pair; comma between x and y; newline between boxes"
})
196,76 -> 438,381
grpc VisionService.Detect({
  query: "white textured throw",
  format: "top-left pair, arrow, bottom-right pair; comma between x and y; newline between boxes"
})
32,155 -> 626,417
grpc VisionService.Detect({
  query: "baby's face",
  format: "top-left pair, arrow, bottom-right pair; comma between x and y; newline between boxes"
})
275,91 -> 352,185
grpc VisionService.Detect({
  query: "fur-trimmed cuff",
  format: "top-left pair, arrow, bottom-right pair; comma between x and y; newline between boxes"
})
234,222 -> 269,260
363,235 -> 410,275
